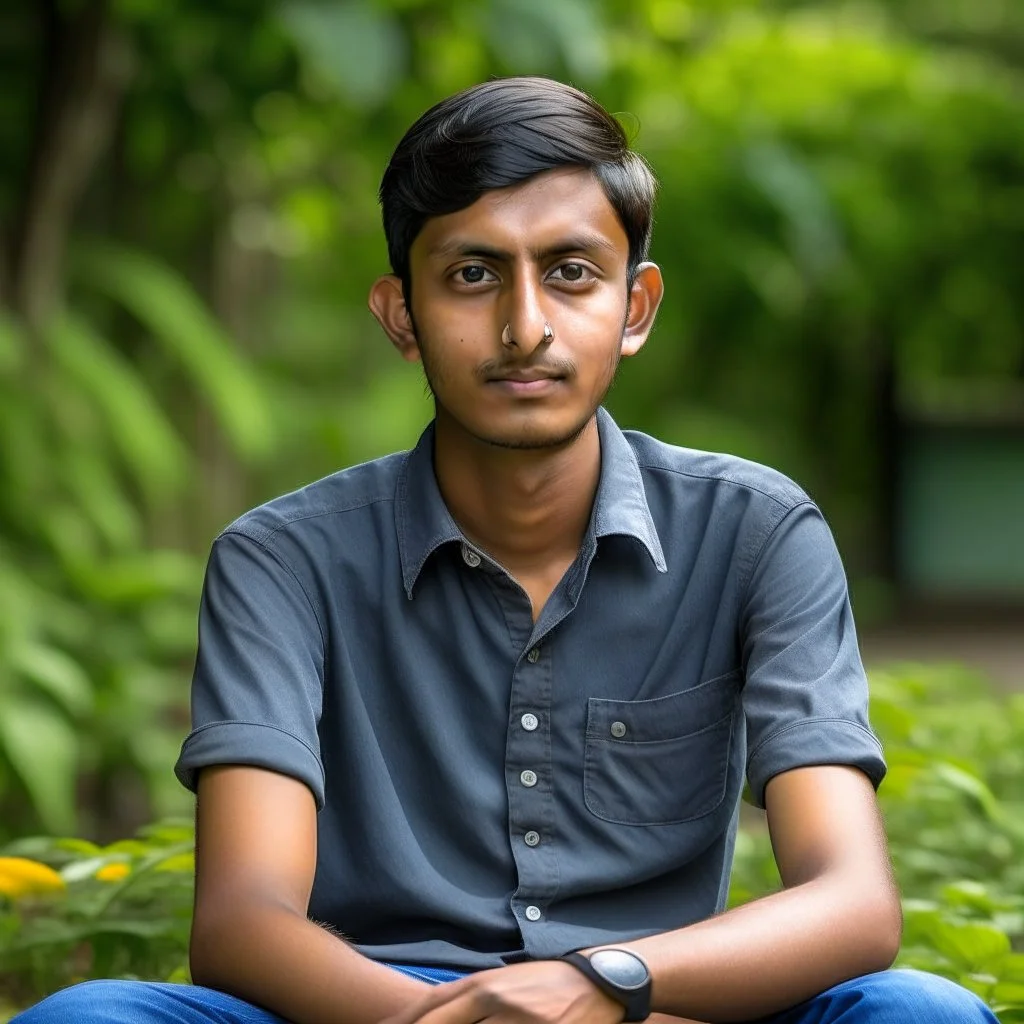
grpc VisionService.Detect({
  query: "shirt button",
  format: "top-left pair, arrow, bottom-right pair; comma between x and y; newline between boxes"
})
524,830 -> 541,847
524,905 -> 542,921
461,545 -> 481,568
520,713 -> 539,732
610,720 -> 627,738
520,769 -> 538,788
526,647 -> 540,663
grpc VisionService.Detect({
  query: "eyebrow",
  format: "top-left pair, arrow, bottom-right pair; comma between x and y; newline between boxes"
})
427,233 -> 619,262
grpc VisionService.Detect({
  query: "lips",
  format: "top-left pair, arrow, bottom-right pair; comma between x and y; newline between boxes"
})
488,368 -> 565,383
491,374 -> 560,384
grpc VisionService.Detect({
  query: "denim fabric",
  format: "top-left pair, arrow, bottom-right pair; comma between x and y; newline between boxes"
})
10,970 -> 998,1024
173,409 -> 885,968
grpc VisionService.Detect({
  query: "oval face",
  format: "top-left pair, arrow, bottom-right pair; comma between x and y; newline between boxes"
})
407,167 -> 636,452
590,949 -> 650,989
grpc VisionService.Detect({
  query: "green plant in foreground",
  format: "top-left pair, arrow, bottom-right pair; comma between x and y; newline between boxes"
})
0,821 -> 193,1018
2,666 -> 1023,1020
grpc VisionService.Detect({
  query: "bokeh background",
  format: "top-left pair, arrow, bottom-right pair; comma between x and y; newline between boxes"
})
1,0 -> 1023,1014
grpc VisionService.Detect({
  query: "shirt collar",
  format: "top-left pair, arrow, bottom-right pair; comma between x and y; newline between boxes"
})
395,407 -> 667,599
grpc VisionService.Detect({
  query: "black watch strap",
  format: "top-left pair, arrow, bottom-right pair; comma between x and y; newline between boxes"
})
560,949 -> 652,1022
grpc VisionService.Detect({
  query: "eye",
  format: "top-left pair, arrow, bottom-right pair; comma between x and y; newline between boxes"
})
549,262 -> 592,284
454,265 -> 495,285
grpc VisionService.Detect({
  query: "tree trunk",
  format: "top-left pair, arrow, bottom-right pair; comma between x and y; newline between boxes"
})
8,0 -> 132,330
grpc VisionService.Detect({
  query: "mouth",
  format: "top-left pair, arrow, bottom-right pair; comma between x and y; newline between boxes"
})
490,371 -> 563,383
487,371 -> 566,394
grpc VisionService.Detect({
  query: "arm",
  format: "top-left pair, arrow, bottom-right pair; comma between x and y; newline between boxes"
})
190,764 -> 430,1024
621,763 -> 901,1022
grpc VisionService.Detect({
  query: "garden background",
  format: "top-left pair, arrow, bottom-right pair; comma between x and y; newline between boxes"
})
1,0 -> 1023,1018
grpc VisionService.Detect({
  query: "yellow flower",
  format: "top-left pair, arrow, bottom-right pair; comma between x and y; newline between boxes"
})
95,862 -> 131,882
0,857 -> 66,899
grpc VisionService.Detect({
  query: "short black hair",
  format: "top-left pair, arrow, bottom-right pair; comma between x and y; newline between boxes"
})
379,77 -> 657,291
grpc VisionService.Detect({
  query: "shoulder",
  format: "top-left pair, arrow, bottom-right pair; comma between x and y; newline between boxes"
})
218,450 -> 407,551
624,428 -> 812,514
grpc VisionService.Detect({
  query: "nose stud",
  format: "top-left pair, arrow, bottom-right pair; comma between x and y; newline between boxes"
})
502,323 -> 555,348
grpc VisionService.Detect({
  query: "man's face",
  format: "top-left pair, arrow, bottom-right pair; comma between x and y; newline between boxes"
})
396,168 -> 652,450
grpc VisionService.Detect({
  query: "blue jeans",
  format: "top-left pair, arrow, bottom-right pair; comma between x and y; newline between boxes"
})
11,966 -> 997,1023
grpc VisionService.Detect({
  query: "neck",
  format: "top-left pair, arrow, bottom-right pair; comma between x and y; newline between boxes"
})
432,413 -> 602,574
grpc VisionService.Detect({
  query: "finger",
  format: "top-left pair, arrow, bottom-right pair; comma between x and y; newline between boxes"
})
408,987 -> 487,1024
381,982 -> 466,1024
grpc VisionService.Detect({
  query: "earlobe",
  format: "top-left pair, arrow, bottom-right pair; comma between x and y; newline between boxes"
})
620,262 -> 664,359
368,275 -> 420,363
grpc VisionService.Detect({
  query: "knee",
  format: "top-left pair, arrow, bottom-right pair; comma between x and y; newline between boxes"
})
853,969 -> 998,1023
11,980 -> 153,1024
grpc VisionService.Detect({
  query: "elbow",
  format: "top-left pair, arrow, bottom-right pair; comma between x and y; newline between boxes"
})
188,913 -> 226,989
860,888 -> 903,973
189,900 -> 250,991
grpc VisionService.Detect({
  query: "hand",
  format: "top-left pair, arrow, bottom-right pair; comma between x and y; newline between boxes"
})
379,960 -> 626,1024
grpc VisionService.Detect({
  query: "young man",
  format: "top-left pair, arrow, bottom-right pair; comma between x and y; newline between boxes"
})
17,77 -> 994,1024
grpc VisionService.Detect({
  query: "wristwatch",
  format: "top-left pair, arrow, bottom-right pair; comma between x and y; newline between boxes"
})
560,948 -> 652,1021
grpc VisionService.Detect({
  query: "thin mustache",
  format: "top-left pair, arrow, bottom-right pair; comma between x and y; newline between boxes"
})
477,357 -> 575,381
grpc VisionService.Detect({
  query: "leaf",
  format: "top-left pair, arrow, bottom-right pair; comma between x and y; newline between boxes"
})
60,446 -> 143,550
8,642 -> 94,718
491,0 -> 609,80
279,2 -> 406,107
932,761 -> 1004,821
927,919 -> 1012,973
71,242 -> 273,461
71,549 -> 201,605
0,696 -> 79,833
46,312 -> 189,502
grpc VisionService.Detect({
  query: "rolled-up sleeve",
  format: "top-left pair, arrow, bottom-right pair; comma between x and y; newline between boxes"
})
174,530 -> 326,808
741,502 -> 885,808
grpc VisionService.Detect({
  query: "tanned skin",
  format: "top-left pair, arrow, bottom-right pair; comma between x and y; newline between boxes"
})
189,168 -> 901,1024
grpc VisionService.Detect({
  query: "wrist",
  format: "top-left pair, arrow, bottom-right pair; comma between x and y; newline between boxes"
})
560,947 -> 652,1021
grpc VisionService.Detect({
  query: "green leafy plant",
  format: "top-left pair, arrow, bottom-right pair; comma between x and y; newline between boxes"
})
0,821 -> 194,1019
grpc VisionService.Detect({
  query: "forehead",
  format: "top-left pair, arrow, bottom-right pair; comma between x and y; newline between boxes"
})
412,168 -> 629,262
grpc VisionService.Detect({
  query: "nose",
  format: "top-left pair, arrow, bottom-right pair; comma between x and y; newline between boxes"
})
502,274 -> 550,356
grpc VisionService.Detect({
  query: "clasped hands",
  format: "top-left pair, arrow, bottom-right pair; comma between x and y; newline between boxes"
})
380,960 -> 702,1024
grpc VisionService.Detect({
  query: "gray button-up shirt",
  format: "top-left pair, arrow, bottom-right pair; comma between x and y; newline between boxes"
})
175,408 -> 885,970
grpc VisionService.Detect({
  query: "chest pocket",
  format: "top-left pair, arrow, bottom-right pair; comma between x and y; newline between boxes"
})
583,672 -> 738,826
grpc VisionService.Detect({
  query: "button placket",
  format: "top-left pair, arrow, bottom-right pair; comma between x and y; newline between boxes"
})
506,622 -> 559,947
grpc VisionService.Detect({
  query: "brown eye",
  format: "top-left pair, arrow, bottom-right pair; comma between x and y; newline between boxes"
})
552,263 -> 590,283
459,266 -> 489,284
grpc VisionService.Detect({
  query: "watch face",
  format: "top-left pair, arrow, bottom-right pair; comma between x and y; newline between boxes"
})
589,949 -> 650,990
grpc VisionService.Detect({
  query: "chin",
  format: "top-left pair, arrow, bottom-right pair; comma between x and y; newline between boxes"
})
470,417 -> 594,451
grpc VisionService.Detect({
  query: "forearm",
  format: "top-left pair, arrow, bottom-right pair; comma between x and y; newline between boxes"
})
190,901 -> 430,1024
620,873 -> 901,1023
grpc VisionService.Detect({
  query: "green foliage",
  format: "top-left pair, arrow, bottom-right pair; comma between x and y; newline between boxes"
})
731,665 -> 1024,1016
0,821 -> 194,1019
0,240 -> 273,840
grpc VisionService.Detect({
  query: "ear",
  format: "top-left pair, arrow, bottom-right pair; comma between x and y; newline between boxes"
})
368,275 -> 420,363
620,263 -> 664,358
